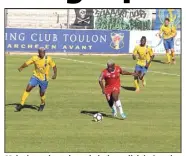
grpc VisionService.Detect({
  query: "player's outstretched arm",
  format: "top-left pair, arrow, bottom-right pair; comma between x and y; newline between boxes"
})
18,63 -> 28,72
52,66 -> 57,79
49,57 -> 57,79
156,32 -> 162,38
121,69 -> 138,76
18,56 -> 34,72
99,73 -> 105,94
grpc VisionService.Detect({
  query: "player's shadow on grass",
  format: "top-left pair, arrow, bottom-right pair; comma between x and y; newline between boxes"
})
6,103 -> 39,111
80,110 -> 123,120
152,59 -> 165,64
121,86 -> 136,91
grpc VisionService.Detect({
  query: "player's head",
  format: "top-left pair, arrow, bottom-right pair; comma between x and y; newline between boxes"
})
140,36 -> 146,46
38,47 -> 46,58
164,18 -> 170,26
107,60 -> 115,72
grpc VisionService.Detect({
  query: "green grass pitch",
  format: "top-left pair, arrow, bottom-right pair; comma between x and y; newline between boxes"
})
5,55 -> 181,152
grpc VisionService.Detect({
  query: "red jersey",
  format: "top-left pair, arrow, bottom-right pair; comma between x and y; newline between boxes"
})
101,65 -> 122,88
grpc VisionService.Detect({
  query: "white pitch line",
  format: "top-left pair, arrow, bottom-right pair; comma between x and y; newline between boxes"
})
54,57 -> 180,77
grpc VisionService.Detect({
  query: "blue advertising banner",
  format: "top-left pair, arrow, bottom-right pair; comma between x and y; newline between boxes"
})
153,9 -> 181,30
5,28 -> 130,53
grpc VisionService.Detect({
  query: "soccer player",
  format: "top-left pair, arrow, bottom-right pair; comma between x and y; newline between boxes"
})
99,60 -> 137,119
133,36 -> 155,92
157,18 -> 177,64
16,47 -> 57,112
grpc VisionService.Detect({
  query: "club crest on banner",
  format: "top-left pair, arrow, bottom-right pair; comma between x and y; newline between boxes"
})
158,9 -> 181,28
110,33 -> 124,50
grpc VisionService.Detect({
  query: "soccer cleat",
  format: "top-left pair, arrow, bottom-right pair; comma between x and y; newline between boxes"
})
121,113 -> 127,119
111,108 -> 117,117
172,60 -> 176,64
165,62 -> 170,64
15,104 -> 23,112
38,104 -> 45,111
112,112 -> 117,117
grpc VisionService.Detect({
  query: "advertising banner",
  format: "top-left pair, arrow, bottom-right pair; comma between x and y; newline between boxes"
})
129,30 -> 180,54
153,9 -> 181,30
5,28 -> 130,53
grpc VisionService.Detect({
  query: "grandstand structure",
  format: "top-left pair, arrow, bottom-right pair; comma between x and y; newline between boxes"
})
5,9 -> 157,29
5,9 -> 76,29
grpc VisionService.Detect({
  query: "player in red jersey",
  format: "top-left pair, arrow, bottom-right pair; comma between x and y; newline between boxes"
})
99,60 -> 137,119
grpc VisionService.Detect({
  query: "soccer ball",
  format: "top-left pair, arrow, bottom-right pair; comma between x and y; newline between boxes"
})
93,113 -> 103,122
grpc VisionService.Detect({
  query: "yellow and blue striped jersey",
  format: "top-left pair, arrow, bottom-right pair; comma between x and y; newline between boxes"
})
133,45 -> 154,66
25,55 -> 56,81
159,24 -> 177,39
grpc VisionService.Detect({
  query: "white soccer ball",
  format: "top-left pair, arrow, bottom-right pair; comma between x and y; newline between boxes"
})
93,113 -> 103,122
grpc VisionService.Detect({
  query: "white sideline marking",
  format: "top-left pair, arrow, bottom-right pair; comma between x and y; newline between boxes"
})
54,57 -> 180,77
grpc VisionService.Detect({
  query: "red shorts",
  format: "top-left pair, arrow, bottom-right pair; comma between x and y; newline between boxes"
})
105,86 -> 120,101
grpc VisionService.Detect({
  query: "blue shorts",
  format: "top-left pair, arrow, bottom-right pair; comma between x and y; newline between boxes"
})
135,64 -> 147,75
29,76 -> 48,93
163,38 -> 174,50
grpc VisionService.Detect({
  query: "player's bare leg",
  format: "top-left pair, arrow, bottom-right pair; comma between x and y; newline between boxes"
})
139,73 -> 146,87
16,85 -> 34,112
38,87 -> 46,111
106,94 -> 117,117
112,92 -> 126,119
171,48 -> 176,64
141,78 -> 146,87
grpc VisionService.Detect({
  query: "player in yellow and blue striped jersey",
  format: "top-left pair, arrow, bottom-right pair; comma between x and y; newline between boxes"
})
132,36 -> 155,92
157,18 -> 177,64
16,47 -> 57,112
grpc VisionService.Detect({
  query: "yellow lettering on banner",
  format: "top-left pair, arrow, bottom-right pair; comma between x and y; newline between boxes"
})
51,45 -> 56,49
28,44 -> 33,48
88,45 -> 92,49
63,45 -> 67,49
75,46 -> 80,50
82,46 -> 86,50
14,44 -> 19,48
7,44 -> 12,48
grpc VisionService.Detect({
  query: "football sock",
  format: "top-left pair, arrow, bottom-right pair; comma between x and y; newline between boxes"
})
112,103 -> 117,114
134,79 -> 139,90
142,77 -> 146,86
40,95 -> 46,105
115,100 -> 124,115
20,91 -> 29,105
171,51 -> 175,61
166,53 -> 171,63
